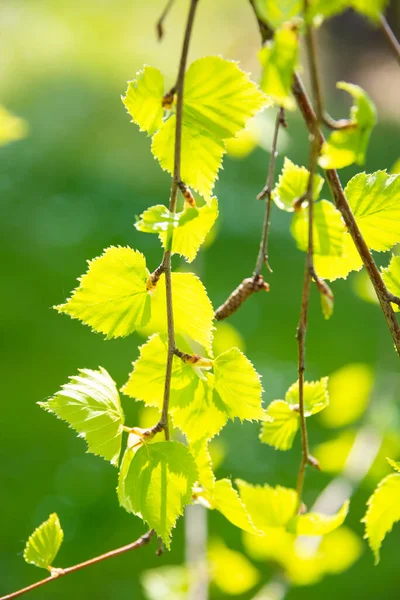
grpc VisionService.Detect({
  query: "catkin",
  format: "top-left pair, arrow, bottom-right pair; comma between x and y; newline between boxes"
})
214,275 -> 269,321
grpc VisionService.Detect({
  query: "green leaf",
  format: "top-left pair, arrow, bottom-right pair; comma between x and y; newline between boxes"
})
272,158 -> 324,212
313,233 -> 363,281
145,272 -> 215,353
319,82 -> 376,169
0,105 -> 28,147
260,400 -> 300,451
289,501 -> 349,535
122,334 -> 196,409
209,539 -> 260,595
381,255 -> 400,314
259,28 -> 299,110
213,348 -> 264,422
122,66 -> 164,135
151,116 -> 225,199
254,0 -> 302,30
135,204 -> 180,234
363,473 -> 400,564
213,479 -> 259,534
24,514 -> 64,570
350,0 -> 389,21
291,200 -> 345,256
184,56 -> 269,140
172,375 -> 228,443
320,363 -> 373,428
190,439 -> 215,491
159,198 -> 219,262
285,377 -> 329,416
40,367 -> 125,465
56,246 -> 151,339
345,171 -> 400,252
236,480 -> 298,533
118,441 -> 197,547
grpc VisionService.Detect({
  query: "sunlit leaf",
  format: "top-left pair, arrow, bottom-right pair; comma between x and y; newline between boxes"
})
363,472 -> 400,564
381,255 -> 400,312
313,430 -> 356,474
345,171 -> 400,252
313,233 -> 363,281
118,441 -> 197,547
213,322 -> 245,356
122,66 -> 164,135
190,439 -> 215,491
40,367 -> 125,465
213,479 -> 259,533
135,204 -> 180,234
209,539 -> 260,595
272,157 -> 324,212
350,0 -> 389,21
0,105 -> 28,147
289,501 -> 349,535
24,514 -> 63,570
286,377 -> 329,416
291,200 -> 345,256
319,82 -> 376,169
213,348 -> 264,422
236,480 -> 297,533
56,246 -> 151,339
254,0 -> 302,29
259,28 -> 299,110
320,363 -> 373,428
259,400 -> 300,451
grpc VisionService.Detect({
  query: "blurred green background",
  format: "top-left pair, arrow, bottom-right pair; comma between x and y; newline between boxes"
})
1,0 -> 400,598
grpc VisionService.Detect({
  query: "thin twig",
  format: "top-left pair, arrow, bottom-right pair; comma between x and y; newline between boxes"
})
156,0 -> 176,40
254,107 -> 285,276
0,530 -> 155,600
248,2 -> 400,357
380,14 -> 400,66
158,0 -> 199,440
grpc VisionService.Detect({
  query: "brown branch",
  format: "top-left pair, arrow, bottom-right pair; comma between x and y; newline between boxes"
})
247,2 -> 400,357
157,0 -> 200,440
254,106 -> 286,276
156,0 -> 176,40
380,15 -> 400,66
0,530 -> 155,600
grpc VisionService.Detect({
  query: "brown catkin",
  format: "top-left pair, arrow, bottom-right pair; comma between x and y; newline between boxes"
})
214,275 -> 269,321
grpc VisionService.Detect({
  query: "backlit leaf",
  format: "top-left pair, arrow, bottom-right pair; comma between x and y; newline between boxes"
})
272,157 -> 324,212
236,480 -> 298,533
40,367 -> 125,465
213,479 -> 259,533
254,0 -> 302,29
213,348 -> 264,422
135,204 -> 180,234
190,439 -> 215,491
363,472 -> 400,563
24,514 -> 63,570
286,377 -> 329,416
209,539 -> 260,595
319,82 -> 376,169
289,501 -> 350,535
313,233 -> 363,281
381,255 -> 400,312
345,171 -> 400,252
350,0 -> 389,21
259,28 -> 299,110
291,200 -> 345,256
56,246 -> 151,339
122,66 -> 164,135
118,441 -> 197,547
260,400 -> 300,451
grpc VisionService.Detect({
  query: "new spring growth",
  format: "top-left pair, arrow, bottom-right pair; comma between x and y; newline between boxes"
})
215,275 -> 269,321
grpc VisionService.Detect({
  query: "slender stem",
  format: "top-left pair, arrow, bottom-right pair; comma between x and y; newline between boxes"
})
156,0 -> 176,40
0,530 -> 154,600
253,107 -> 285,276
158,0 -> 199,440
380,15 -> 400,66
247,2 -> 400,357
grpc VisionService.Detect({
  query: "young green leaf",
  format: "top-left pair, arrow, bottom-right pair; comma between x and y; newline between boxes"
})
213,479 -> 259,534
285,377 -> 329,416
135,204 -> 180,234
40,367 -> 125,465
289,500 -> 350,535
363,472 -> 400,564
209,539 -> 260,596
145,272 -> 215,353
291,200 -> 345,256
350,0 -> 389,21
56,246 -> 151,339
259,28 -> 299,110
254,0 -> 302,29
118,441 -> 197,547
213,348 -> 264,422
122,66 -> 164,135
0,105 -> 28,147
260,400 -> 300,451
313,233 -> 363,281
236,480 -> 298,533
24,514 -> 64,570
190,439 -> 215,491
272,158 -> 324,212
381,256 -> 400,312
345,171 -> 400,252
319,82 -> 376,169
184,56 -> 269,140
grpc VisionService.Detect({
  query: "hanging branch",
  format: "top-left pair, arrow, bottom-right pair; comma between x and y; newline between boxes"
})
247,2 -> 400,357
0,530 -> 155,600
156,0 -> 177,40
214,107 -> 285,321
380,15 -> 400,66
